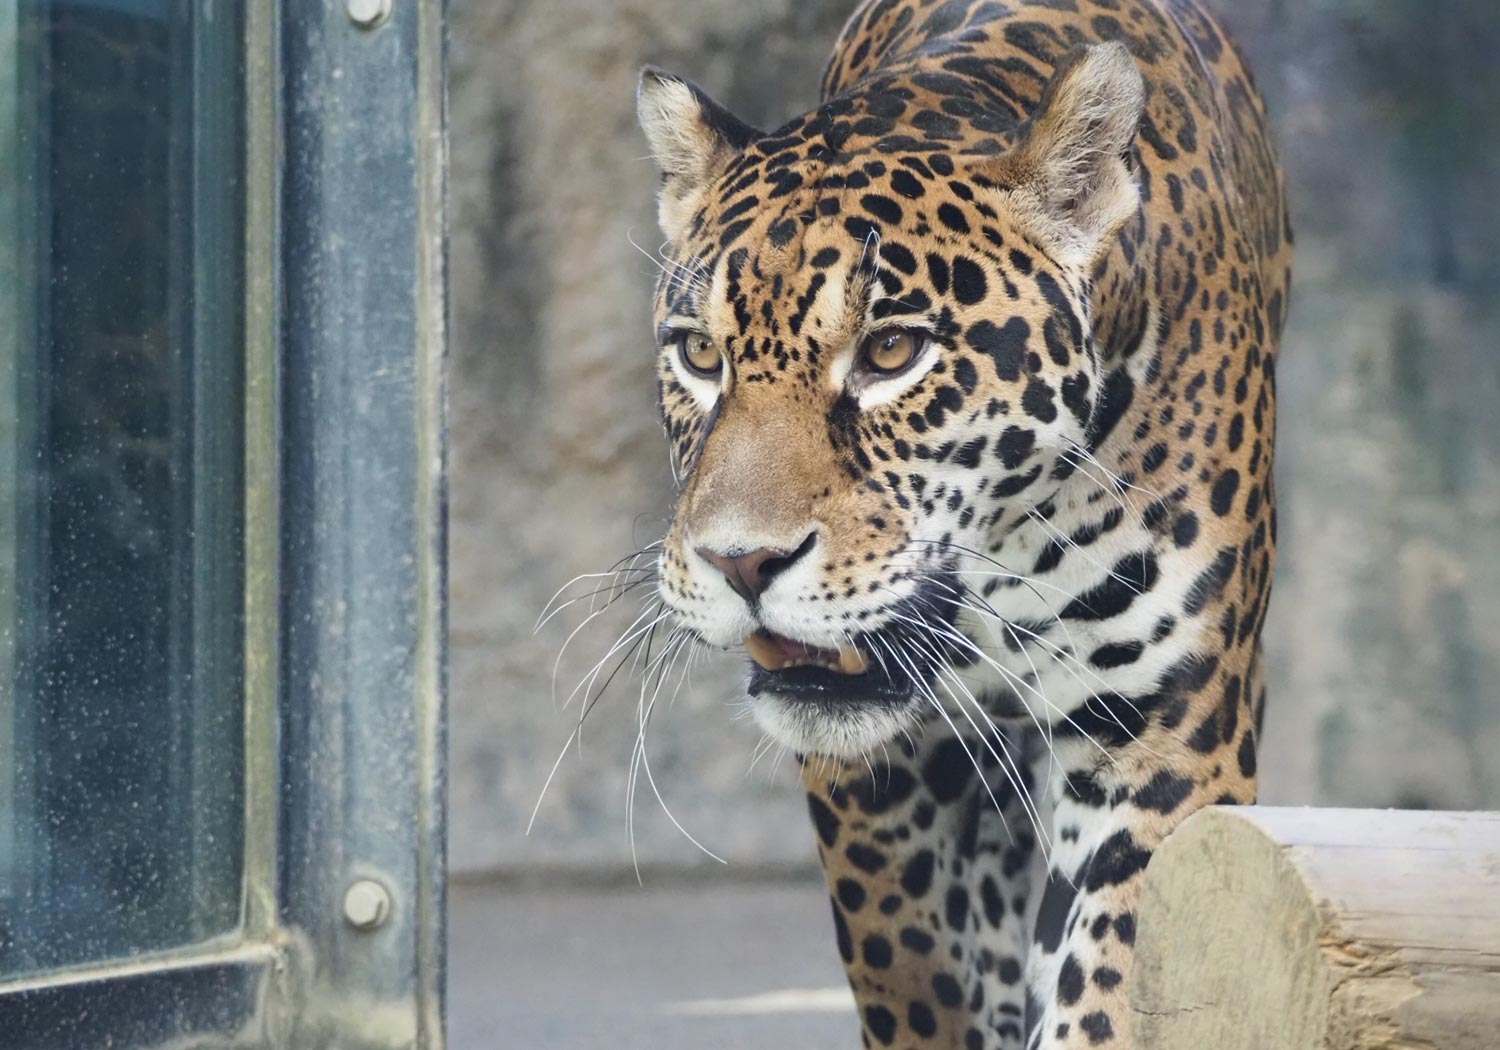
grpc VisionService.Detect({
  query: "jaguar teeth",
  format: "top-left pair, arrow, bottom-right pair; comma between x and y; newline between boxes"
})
837,646 -> 870,675
743,632 -> 870,675
743,633 -> 783,670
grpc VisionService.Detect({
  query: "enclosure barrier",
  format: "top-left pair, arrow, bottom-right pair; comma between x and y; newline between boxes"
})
1134,807 -> 1500,1050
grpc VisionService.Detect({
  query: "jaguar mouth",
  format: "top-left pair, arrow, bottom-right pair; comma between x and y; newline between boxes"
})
744,630 -> 912,705
744,632 -> 871,675
742,572 -> 964,708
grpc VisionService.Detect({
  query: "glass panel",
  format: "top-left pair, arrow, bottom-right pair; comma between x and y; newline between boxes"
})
0,0 -> 245,978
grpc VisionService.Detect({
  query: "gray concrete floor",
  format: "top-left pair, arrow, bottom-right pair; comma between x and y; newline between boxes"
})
449,880 -> 857,1050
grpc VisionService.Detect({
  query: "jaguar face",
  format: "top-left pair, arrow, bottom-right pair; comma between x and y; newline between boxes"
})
637,46 -> 1144,757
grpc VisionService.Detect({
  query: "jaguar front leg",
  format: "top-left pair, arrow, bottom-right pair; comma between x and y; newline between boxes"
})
807,725 -> 1044,1050
1023,691 -> 1261,1049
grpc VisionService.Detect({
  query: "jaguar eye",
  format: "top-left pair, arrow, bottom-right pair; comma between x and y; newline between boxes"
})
671,330 -> 722,379
858,328 -> 926,376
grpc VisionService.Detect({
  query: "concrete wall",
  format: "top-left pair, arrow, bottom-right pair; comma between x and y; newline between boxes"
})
447,0 -> 1500,877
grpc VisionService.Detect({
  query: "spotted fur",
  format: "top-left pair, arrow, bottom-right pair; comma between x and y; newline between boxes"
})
635,2 -> 1290,1047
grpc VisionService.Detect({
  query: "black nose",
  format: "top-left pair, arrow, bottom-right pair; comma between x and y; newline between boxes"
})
695,533 -> 816,602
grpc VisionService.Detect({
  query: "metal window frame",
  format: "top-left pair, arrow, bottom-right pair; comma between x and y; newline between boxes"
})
0,1 -> 448,1046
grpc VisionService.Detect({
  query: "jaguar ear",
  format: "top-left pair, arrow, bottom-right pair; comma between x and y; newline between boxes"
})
637,68 -> 763,243
997,42 -> 1146,268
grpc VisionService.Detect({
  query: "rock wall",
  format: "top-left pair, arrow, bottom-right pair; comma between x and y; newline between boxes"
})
447,0 -> 1500,876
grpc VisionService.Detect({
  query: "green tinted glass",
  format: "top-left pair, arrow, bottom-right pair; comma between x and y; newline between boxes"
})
0,0 -> 245,977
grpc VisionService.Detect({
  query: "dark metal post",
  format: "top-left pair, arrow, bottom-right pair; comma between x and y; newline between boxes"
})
278,0 -> 447,1047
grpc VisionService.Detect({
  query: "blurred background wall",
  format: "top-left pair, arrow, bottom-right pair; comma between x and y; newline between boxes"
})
446,0 -> 1500,878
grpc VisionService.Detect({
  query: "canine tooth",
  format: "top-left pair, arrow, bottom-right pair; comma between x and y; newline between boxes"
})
837,646 -> 869,675
743,633 -> 783,671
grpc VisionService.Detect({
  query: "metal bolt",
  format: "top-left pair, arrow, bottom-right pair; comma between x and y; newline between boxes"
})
346,0 -> 392,29
343,879 -> 392,930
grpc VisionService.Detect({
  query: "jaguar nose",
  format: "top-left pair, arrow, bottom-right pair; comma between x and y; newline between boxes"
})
695,533 -> 816,602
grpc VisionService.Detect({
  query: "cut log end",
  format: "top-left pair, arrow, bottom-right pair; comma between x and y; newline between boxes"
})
1134,807 -> 1500,1050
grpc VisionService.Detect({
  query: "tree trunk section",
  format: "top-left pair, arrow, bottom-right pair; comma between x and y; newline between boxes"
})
1134,807 -> 1500,1049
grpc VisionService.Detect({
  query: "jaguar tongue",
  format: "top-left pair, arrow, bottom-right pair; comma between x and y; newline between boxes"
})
744,631 -> 870,675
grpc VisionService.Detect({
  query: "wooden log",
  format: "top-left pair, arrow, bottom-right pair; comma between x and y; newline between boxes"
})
1133,807 -> 1500,1050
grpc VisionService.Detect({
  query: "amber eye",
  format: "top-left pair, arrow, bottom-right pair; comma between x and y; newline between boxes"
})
858,328 -> 926,376
671,330 -> 722,379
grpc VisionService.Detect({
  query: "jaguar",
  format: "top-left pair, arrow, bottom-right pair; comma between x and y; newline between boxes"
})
632,0 -> 1290,1046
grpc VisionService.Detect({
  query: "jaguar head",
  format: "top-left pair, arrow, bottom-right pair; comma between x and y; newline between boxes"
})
636,44 -> 1145,756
